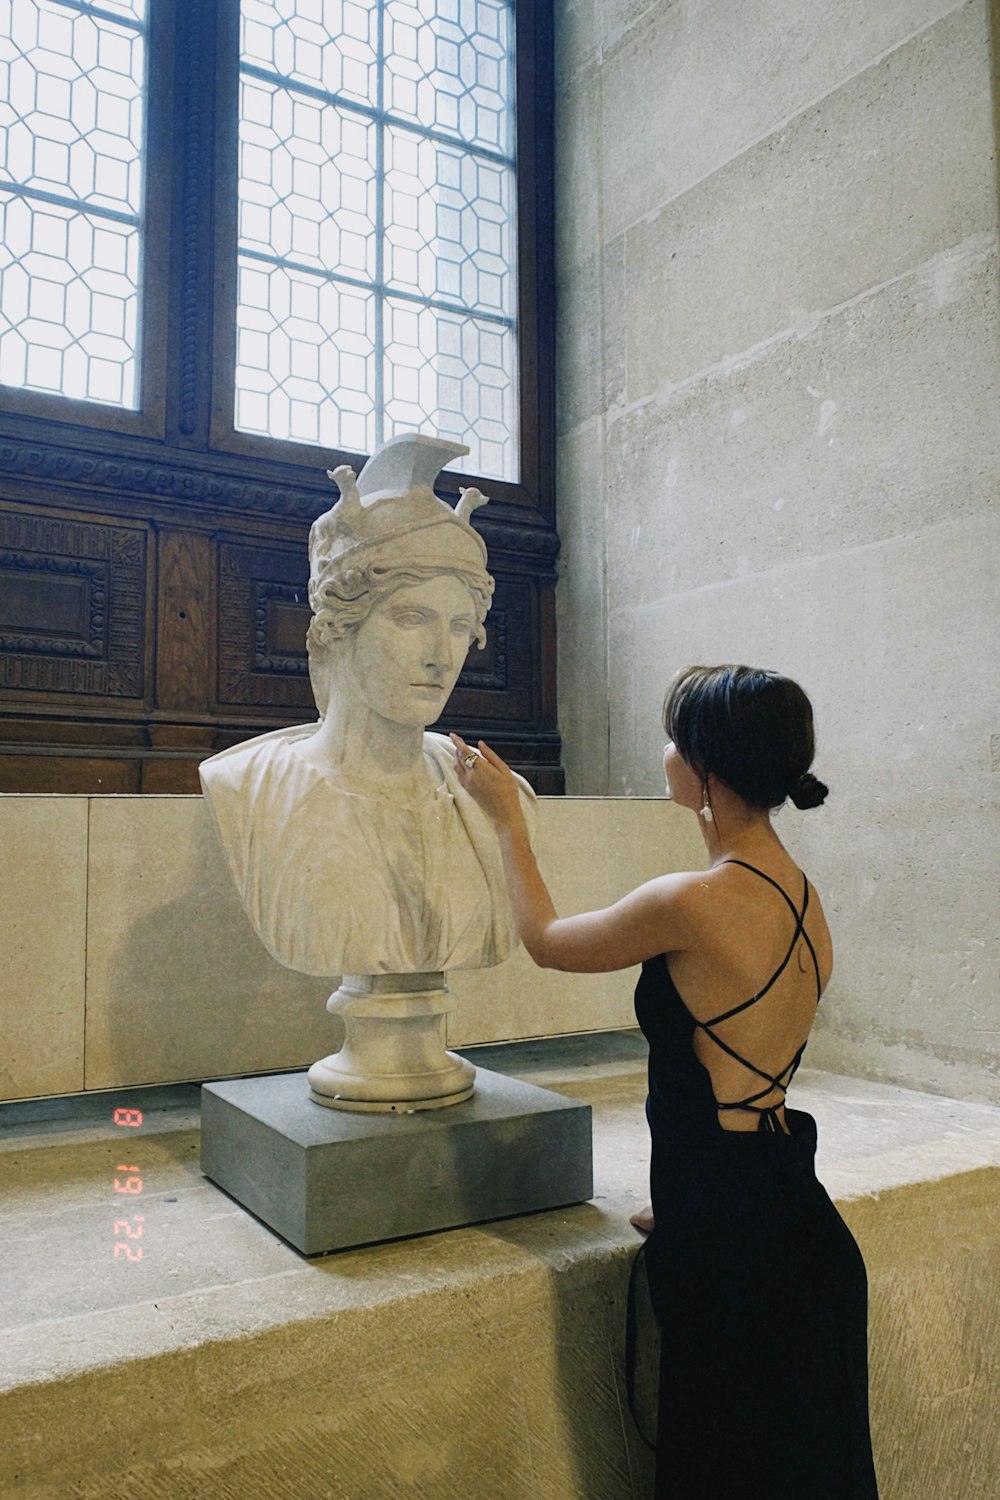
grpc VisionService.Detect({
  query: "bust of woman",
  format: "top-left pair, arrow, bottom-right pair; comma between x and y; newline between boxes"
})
199,434 -> 536,980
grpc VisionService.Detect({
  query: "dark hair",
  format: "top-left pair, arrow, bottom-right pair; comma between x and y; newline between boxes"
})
663,665 -> 828,811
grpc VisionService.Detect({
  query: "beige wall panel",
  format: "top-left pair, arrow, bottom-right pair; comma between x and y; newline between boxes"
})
84,799 -> 333,1091
448,798 -> 706,1046
597,0 -> 967,240
624,3 -> 995,399
0,797 -> 87,1099
54,797 -> 700,1094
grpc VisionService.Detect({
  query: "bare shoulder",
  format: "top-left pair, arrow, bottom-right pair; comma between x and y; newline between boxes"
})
630,868 -> 714,945
682,858 -> 834,990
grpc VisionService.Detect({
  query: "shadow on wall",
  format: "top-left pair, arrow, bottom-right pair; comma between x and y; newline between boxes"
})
91,811 -> 336,1092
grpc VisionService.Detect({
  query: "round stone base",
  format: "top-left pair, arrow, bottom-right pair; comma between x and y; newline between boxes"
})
309,1085 -> 475,1113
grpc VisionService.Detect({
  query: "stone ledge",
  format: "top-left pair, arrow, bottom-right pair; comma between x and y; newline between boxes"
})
1,1033 -> 998,1499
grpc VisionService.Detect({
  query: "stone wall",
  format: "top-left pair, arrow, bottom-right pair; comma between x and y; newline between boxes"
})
554,0 -> 1000,1101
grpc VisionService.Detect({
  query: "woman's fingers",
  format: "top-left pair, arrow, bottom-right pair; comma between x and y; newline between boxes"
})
477,739 -> 504,767
449,731 -> 474,770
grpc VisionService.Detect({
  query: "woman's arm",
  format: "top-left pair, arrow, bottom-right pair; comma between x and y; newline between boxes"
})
451,735 -> 696,973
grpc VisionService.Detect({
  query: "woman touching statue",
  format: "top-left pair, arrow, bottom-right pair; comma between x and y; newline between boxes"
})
450,667 -> 878,1498
199,434 -> 536,981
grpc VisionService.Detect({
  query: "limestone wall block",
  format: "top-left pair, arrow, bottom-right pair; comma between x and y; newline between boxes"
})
555,416 -> 611,796
604,239 -> 999,608
623,1 -> 996,400
598,0 -> 971,240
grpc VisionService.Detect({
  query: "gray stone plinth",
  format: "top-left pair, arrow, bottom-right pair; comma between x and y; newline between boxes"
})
200,1066 -> 593,1255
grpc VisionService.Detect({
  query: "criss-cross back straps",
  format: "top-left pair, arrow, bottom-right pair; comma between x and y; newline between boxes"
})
693,860 -> 822,1129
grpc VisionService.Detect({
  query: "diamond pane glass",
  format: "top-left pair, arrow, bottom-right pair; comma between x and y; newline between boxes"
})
384,126 -> 512,315
236,0 -> 518,480
241,0 -> 378,111
236,256 -> 377,453
239,78 -> 377,278
0,1 -> 145,407
385,0 -> 512,153
383,297 -> 515,480
0,1 -> 144,215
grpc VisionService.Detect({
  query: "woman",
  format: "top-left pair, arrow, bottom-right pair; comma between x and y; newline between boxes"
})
451,664 -> 878,1499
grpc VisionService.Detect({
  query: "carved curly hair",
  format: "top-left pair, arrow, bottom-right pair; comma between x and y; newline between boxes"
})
307,559 -> 492,654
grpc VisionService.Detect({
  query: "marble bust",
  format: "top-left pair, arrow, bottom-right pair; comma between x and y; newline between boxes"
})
199,434 -> 535,1109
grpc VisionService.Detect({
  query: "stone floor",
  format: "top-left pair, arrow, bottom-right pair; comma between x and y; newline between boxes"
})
1,1032 -> 998,1498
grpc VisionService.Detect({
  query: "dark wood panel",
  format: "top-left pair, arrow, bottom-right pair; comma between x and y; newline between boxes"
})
0,717 -> 148,748
215,539 -> 314,712
0,509 -> 148,703
141,757 -> 204,794
155,528 -> 213,712
0,567 -> 90,638
0,754 -> 140,794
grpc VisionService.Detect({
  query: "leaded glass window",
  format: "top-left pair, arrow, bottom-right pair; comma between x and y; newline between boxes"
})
0,0 -> 146,408
236,0 -> 518,481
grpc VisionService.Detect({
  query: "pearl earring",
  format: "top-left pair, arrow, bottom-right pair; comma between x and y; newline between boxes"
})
699,787 -> 713,822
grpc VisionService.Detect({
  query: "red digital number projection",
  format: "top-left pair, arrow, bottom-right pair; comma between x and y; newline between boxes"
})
113,1216 -> 144,1262
112,1104 -> 146,1262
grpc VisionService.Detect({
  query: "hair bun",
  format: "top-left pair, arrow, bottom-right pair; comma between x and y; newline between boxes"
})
790,771 -> 828,809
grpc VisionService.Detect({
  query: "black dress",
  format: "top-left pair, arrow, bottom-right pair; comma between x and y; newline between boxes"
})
634,860 -> 879,1498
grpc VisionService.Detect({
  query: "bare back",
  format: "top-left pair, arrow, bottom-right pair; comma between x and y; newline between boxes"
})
666,857 -> 833,1133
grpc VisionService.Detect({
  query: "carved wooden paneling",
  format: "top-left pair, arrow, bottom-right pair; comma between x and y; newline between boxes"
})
0,511 -> 147,701
448,577 -> 534,725
216,540 -> 314,712
155,528 -> 213,711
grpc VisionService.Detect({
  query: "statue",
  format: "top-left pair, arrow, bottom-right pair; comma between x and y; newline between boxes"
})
200,434 -> 536,1111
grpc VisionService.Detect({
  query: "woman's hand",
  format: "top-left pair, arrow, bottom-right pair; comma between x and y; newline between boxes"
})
450,733 -> 524,831
451,733 -> 692,973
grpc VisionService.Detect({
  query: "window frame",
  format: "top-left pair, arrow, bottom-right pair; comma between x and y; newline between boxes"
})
207,0 -> 550,510
0,0 -> 173,439
0,0 -> 554,519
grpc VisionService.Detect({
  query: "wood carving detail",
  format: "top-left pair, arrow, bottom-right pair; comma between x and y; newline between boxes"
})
0,512 -> 145,698
0,552 -> 105,657
460,609 -> 507,691
0,441 -> 559,562
253,581 -> 310,676
217,542 -> 314,710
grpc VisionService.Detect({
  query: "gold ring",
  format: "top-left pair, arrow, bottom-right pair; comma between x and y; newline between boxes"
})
463,752 -> 478,769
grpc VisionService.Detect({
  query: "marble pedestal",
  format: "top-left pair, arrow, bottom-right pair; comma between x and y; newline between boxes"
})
201,1066 -> 593,1256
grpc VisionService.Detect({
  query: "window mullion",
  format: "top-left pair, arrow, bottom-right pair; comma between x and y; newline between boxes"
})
374,0 -> 386,451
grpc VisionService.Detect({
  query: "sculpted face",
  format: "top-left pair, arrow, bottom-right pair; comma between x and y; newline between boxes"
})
339,574 -> 478,728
